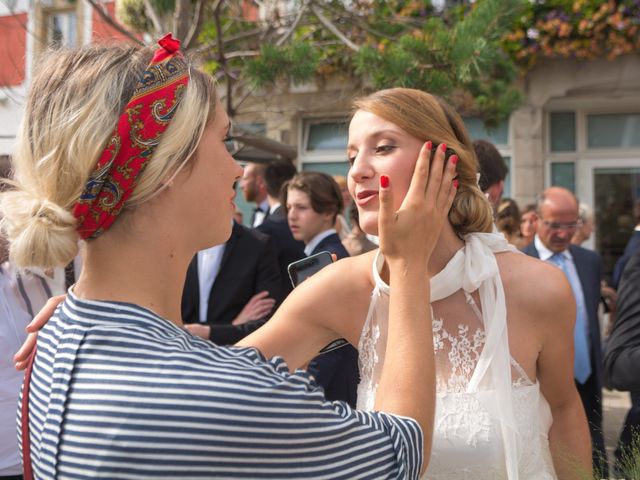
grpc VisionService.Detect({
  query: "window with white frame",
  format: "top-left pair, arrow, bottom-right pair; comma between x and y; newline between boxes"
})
299,118 -> 350,177
46,9 -> 77,48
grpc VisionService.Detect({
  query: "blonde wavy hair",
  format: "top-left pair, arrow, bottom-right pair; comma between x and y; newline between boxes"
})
0,44 -> 217,269
352,88 -> 494,236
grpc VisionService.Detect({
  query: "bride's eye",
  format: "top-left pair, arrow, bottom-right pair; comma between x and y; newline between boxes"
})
375,145 -> 397,154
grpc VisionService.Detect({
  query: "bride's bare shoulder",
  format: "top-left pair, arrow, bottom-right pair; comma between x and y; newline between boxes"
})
496,251 -> 572,314
336,248 -> 378,284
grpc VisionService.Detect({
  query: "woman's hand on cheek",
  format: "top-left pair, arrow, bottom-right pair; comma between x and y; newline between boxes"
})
377,141 -> 457,266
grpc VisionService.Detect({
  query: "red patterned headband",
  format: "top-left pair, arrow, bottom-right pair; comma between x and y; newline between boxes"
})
73,33 -> 189,240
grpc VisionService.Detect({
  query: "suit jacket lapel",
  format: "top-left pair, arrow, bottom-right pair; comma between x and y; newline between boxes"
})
182,255 -> 200,322
219,222 -> 241,272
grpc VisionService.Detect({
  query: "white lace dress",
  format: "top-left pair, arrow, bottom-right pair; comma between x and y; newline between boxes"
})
357,233 -> 557,480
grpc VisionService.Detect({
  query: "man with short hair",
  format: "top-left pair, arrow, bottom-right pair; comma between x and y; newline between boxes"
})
522,186 -> 607,476
474,139 -> 508,210
240,162 -> 269,227
256,160 -> 306,296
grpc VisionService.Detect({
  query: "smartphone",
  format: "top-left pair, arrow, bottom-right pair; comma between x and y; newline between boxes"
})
287,251 -> 349,354
288,251 -> 333,288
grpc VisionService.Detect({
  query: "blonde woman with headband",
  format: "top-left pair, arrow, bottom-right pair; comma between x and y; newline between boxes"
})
4,38 -> 457,479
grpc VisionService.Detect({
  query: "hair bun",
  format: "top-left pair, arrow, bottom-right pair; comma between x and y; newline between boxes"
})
32,199 -> 76,229
0,191 -> 78,269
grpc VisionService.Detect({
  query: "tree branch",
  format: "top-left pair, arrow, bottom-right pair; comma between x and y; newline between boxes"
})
213,1 -> 234,116
173,0 -> 191,42
141,0 -> 164,36
276,0 -> 310,46
183,0 -> 204,49
317,2 -> 397,41
85,0 -> 144,46
225,50 -> 260,59
309,3 -> 359,52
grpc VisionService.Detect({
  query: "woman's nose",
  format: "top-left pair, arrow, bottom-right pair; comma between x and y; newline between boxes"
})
349,152 -> 373,183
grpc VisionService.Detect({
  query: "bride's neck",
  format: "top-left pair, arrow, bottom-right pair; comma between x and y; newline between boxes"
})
427,223 -> 464,278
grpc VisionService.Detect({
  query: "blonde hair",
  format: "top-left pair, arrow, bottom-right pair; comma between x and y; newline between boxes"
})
0,44 -> 216,269
353,88 -> 493,236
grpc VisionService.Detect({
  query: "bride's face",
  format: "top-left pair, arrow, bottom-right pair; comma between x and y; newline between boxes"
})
347,109 -> 424,235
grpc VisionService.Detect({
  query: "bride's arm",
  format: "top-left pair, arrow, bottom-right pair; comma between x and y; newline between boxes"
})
237,251 -> 374,369
534,262 -> 592,480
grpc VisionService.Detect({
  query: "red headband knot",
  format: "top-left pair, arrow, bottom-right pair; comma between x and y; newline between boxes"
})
73,33 -> 189,240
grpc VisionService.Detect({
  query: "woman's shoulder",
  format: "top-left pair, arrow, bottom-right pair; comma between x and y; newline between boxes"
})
496,251 -> 572,314
326,248 -> 377,283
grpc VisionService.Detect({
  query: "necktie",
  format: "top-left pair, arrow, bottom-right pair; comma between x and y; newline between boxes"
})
548,252 -> 592,383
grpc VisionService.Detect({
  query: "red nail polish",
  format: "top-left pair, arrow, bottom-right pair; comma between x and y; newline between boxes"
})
453,179 -> 459,189
440,143 -> 447,152
450,155 -> 458,165
425,141 -> 432,150
380,175 -> 390,188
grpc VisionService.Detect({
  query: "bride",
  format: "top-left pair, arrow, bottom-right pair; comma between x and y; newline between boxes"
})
16,88 -> 591,479
239,89 -> 591,479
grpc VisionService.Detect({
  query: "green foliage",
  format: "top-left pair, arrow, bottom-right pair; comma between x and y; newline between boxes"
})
244,42 -> 320,88
116,0 -> 153,33
119,0 -> 529,124
354,0 -> 525,127
615,429 -> 640,480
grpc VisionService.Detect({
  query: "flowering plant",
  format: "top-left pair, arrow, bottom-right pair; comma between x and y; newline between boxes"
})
503,0 -> 640,69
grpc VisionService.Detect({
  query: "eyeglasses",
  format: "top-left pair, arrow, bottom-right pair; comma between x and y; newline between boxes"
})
540,220 -> 579,231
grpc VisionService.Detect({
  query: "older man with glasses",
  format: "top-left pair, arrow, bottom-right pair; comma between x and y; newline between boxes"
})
522,186 -> 608,477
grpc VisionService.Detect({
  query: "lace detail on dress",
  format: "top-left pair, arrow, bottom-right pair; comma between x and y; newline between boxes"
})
356,315 -> 380,411
433,317 -> 486,393
435,393 -> 493,446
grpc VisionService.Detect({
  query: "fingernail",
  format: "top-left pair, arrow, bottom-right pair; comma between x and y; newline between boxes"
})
380,175 -> 390,188
453,179 -> 459,189
450,155 -> 458,166
425,141 -> 432,151
440,143 -> 447,152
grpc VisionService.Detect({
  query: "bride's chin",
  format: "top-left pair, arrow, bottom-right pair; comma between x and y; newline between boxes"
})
360,216 -> 379,236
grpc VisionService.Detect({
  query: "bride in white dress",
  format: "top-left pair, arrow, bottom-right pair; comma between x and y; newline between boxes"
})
344,89 -> 591,480
242,88 -> 592,479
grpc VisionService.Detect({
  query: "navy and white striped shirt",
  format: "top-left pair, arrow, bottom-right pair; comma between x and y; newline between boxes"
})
19,291 -> 423,479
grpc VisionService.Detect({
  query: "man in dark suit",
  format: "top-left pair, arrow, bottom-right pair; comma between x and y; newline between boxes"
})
604,248 -> 640,476
182,221 -> 283,345
240,162 -> 270,227
612,199 -> 640,289
283,171 -> 357,407
256,160 -> 306,296
522,186 -> 607,476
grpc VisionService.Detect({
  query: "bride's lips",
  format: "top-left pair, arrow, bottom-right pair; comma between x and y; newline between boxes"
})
356,189 -> 378,206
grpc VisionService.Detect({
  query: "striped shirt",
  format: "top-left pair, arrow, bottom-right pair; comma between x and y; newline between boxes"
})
19,291 -> 423,479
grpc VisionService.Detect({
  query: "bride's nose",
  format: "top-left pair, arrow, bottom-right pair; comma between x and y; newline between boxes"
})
349,152 -> 375,183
